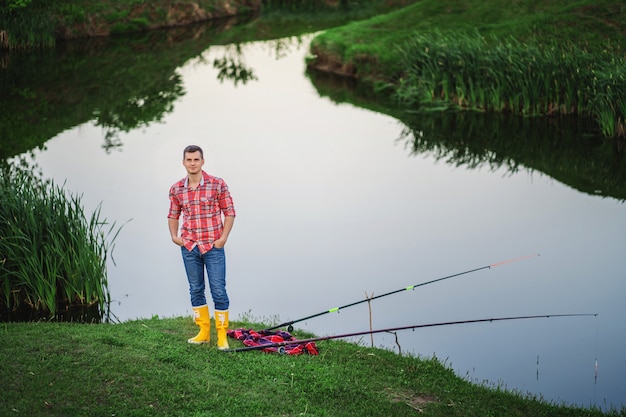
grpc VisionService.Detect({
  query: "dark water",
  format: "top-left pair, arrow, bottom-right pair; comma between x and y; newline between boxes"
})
3,25 -> 625,412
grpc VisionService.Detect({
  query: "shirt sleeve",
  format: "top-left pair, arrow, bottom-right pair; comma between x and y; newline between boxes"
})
167,185 -> 182,219
218,180 -> 236,217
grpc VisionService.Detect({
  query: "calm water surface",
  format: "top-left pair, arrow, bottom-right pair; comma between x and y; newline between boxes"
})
26,35 -> 626,411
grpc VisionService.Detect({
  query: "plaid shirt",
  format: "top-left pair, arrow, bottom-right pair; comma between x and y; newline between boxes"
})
168,171 -> 236,254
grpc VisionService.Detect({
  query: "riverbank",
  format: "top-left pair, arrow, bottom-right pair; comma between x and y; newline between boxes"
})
4,1 -> 624,137
0,0 -> 263,48
307,0 -> 626,81
1,317 -> 622,416
306,0 -> 626,139
0,0 -> 419,49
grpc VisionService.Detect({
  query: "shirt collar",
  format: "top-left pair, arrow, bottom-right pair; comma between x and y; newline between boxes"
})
184,172 -> 205,188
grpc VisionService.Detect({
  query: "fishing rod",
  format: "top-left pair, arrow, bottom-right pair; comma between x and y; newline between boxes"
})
265,254 -> 540,332
225,313 -> 598,354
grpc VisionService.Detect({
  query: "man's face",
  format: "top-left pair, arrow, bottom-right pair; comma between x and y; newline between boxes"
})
183,151 -> 204,175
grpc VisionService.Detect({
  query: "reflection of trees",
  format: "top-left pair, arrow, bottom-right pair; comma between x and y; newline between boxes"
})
212,44 -> 257,86
213,55 -> 257,85
93,74 -> 185,153
263,36 -> 309,60
205,36 -> 309,86
1,2 -> 420,159
0,26 -> 312,158
0,18 -> 244,159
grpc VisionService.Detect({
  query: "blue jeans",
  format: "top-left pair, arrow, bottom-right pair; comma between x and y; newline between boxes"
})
181,245 -> 229,310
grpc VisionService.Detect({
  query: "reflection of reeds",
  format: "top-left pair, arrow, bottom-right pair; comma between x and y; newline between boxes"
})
395,30 -> 626,138
0,161 -> 121,321
396,111 -> 626,200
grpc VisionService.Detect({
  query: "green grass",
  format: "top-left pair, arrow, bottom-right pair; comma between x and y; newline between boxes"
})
1,316 -> 622,417
310,0 -> 626,76
308,0 -> 626,138
0,0 -> 262,48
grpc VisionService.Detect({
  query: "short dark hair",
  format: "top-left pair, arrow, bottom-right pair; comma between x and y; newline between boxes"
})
183,145 -> 204,159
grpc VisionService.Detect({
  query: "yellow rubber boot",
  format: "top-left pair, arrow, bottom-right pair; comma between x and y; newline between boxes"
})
188,305 -> 211,344
215,310 -> 229,350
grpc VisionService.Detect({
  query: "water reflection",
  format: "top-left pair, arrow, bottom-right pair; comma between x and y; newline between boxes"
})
306,70 -> 626,201
398,112 -> 626,200
0,17 -> 257,157
1,1 -> 417,158
2,23 -> 625,413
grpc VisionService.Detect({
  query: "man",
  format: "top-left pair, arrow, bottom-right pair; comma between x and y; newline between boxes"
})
167,145 -> 236,349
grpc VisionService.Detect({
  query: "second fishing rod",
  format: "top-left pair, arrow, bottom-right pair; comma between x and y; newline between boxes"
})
265,253 -> 539,332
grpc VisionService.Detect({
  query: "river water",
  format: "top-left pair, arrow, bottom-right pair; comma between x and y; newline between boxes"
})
16,33 -> 626,411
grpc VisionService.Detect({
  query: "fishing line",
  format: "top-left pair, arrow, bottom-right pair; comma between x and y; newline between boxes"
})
264,254 -> 540,332
226,313 -> 597,354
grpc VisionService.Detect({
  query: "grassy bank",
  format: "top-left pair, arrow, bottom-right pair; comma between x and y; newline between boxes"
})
309,0 -> 626,81
1,316 -> 622,417
0,0 -> 414,49
307,0 -> 626,138
0,0 -> 263,48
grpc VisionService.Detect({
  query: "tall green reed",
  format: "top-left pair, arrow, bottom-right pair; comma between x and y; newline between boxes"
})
395,30 -> 626,139
0,160 -> 121,321
0,7 -> 56,49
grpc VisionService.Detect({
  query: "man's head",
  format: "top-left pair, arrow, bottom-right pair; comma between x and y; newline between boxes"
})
183,145 -> 204,160
182,145 -> 204,175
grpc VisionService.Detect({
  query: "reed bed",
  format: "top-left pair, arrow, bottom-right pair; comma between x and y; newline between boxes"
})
0,8 -> 56,49
0,161 -> 120,321
394,30 -> 626,139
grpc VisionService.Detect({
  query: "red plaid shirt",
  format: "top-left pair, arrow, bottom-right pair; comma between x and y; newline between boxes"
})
168,171 -> 236,254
